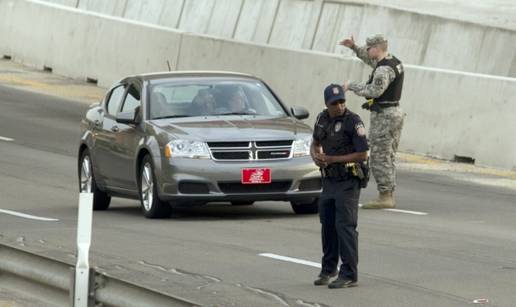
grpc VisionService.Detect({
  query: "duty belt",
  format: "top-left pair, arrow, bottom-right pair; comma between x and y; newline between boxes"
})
365,100 -> 399,113
376,102 -> 399,108
321,163 -> 353,180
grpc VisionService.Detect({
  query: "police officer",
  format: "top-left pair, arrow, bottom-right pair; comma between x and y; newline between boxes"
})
340,34 -> 405,209
311,84 -> 369,288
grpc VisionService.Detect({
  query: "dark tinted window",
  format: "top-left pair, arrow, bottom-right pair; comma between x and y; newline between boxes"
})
106,85 -> 125,115
121,85 -> 141,113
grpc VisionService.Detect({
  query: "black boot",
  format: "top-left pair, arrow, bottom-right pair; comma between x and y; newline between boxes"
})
328,278 -> 357,289
313,272 -> 337,286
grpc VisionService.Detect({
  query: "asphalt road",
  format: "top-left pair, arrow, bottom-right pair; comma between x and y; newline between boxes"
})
1,85 -> 515,307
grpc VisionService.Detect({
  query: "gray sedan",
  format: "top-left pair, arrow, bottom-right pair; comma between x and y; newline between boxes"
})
78,72 -> 321,218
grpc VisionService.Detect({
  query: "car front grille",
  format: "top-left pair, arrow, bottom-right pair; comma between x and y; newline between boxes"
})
212,151 -> 250,160
208,140 -> 293,161
218,181 -> 292,194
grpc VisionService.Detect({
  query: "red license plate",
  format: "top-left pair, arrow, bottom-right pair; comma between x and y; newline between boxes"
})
241,168 -> 271,184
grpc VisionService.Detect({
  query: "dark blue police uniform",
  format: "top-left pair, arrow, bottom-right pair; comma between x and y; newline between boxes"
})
313,107 -> 369,284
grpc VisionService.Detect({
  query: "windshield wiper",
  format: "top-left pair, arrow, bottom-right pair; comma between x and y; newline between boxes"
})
152,115 -> 190,119
216,112 -> 255,116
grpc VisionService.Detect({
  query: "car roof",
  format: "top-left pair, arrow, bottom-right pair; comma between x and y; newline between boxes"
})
127,71 -> 258,82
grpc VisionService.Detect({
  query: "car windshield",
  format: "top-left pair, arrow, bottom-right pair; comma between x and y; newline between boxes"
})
148,78 -> 288,119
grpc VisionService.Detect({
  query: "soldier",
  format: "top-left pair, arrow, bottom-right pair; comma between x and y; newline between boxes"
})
311,84 -> 368,288
340,34 -> 405,209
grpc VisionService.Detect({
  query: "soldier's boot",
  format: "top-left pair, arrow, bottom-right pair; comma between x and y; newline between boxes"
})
362,191 -> 395,209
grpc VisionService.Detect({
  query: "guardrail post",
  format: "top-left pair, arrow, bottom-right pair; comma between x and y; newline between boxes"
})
73,193 -> 94,307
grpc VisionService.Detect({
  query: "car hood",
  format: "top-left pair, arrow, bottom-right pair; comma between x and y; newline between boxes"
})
151,116 -> 312,141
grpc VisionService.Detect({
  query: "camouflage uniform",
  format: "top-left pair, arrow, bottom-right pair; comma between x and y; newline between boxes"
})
347,35 -> 405,193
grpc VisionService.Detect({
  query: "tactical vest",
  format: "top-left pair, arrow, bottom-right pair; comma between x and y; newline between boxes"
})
367,55 -> 404,103
314,110 -> 355,156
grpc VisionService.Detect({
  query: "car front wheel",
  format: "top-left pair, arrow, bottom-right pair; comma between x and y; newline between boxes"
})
78,149 -> 111,210
139,155 -> 171,218
290,198 -> 318,214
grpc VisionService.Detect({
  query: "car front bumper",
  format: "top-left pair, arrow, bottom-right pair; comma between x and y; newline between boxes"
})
155,156 -> 321,204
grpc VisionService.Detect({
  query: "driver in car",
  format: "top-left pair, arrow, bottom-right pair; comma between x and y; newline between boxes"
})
223,90 -> 256,114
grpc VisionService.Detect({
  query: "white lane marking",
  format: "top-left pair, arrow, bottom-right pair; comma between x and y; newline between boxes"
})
259,253 -> 321,268
0,136 -> 14,142
0,209 -> 59,221
359,204 -> 428,215
383,209 -> 428,216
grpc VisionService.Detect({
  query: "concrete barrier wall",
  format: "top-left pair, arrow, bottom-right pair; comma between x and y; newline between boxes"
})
0,0 -> 183,86
37,0 -> 516,78
1,0 -> 515,170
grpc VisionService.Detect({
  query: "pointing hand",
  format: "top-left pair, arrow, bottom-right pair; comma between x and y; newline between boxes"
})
339,35 -> 355,48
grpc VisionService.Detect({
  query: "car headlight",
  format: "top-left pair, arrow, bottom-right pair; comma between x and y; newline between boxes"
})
292,136 -> 312,157
165,140 -> 210,159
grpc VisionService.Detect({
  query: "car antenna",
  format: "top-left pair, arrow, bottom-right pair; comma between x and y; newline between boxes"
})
166,60 -> 172,72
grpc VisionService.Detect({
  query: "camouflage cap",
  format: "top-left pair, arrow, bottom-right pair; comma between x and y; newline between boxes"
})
366,34 -> 387,48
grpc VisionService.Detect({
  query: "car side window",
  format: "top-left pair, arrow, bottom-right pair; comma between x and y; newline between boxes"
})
121,84 -> 141,113
106,85 -> 126,116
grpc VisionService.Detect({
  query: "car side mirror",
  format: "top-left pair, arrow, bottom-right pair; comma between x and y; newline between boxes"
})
116,112 -> 136,124
116,107 -> 141,125
133,106 -> 142,124
291,106 -> 309,120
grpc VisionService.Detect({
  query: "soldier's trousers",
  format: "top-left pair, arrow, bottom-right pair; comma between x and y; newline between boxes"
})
370,107 -> 405,193
318,178 -> 360,281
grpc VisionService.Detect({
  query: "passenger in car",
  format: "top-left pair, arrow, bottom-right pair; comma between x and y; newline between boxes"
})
190,89 -> 216,116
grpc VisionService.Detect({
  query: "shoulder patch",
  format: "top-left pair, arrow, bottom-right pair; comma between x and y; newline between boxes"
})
355,123 -> 366,136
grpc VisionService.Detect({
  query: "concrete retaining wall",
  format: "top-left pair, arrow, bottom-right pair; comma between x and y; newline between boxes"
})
1,0 -> 515,170
38,0 -> 516,78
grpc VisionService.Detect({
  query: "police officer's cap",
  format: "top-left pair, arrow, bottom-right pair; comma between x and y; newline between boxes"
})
366,34 -> 387,48
324,84 -> 346,105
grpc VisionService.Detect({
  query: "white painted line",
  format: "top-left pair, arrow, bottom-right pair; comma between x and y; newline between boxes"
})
383,209 -> 428,216
0,136 -> 14,142
259,253 -> 321,268
359,204 -> 428,216
0,209 -> 59,221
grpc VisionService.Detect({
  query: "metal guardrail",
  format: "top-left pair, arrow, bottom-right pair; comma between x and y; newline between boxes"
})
0,243 -> 199,307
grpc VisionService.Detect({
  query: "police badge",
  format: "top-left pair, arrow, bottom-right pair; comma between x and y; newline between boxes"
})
334,121 -> 342,132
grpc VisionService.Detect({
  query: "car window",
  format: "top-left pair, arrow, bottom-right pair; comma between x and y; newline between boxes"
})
157,85 -> 206,104
106,85 -> 125,115
120,84 -> 141,113
148,79 -> 287,119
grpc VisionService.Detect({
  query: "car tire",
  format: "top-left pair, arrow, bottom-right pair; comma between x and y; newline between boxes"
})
78,149 -> 111,210
139,155 -> 171,219
290,198 -> 319,214
231,201 -> 255,206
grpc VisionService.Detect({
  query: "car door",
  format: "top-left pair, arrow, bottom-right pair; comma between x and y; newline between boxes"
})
106,82 -> 145,191
93,83 -> 127,188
